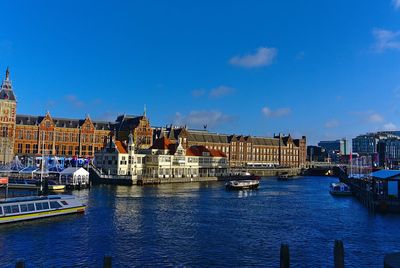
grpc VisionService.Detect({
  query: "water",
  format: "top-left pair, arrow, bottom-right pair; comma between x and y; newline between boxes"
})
1,176 -> 400,267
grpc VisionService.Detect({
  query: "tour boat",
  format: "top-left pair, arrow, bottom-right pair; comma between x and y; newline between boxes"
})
223,171 -> 261,181
329,182 -> 352,196
225,180 -> 260,190
0,195 -> 86,224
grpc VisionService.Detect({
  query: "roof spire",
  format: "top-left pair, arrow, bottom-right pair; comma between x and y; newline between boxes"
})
143,104 -> 147,117
5,67 -> 9,81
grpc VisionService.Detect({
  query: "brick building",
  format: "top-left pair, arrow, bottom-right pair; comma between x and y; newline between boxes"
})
154,126 -> 307,168
0,69 -> 153,162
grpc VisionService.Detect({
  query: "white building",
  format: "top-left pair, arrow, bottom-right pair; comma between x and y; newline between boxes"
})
94,134 -> 145,177
94,135 -> 228,179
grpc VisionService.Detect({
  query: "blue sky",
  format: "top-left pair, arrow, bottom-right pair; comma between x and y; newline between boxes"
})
1,0 -> 400,145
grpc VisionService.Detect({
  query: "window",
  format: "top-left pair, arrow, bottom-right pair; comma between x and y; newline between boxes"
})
3,206 -> 11,214
26,144 -> 31,154
35,203 -> 43,211
0,206 -> 2,214
27,203 -> 35,212
33,144 -> 38,154
1,126 -> 8,137
61,201 -> 68,206
20,204 -> 28,212
17,144 -> 22,153
11,205 -> 20,213
50,201 -> 62,209
42,202 -> 49,210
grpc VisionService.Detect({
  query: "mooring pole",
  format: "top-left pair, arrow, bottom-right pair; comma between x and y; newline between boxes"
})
103,255 -> 112,268
280,243 -> 290,268
334,240 -> 344,268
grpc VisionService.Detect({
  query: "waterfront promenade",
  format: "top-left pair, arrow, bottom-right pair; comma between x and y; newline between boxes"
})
1,176 -> 399,267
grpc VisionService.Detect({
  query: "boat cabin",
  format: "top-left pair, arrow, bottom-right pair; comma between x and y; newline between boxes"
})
371,170 -> 400,200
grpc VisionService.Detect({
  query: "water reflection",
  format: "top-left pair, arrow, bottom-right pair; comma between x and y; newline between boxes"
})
1,177 -> 400,267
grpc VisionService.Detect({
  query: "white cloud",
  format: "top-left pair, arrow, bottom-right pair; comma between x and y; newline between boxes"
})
367,113 -> 384,123
192,89 -> 206,97
229,47 -> 277,68
384,122 -> 397,130
261,107 -> 291,118
209,86 -> 235,98
325,119 -> 339,128
393,0 -> 400,9
173,111 -> 234,128
64,95 -> 84,108
372,28 -> 400,52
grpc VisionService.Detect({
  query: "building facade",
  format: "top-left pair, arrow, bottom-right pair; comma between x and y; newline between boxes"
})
0,69 -> 153,162
154,126 -> 307,168
0,68 -> 17,164
94,134 -> 229,178
318,139 -> 347,155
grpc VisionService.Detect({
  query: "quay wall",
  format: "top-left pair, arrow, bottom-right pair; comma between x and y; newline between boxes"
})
90,167 -> 302,186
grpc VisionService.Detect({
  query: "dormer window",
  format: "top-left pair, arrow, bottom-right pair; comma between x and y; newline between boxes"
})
46,121 -> 51,128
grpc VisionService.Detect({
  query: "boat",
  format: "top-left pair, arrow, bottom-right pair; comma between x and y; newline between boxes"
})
225,180 -> 260,190
0,195 -> 86,224
222,171 -> 261,181
7,179 -> 38,190
329,182 -> 352,196
278,173 -> 291,180
7,179 -> 66,192
47,180 -> 66,191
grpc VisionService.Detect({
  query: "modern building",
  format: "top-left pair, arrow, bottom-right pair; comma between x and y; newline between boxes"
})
318,139 -> 347,155
352,134 -> 380,156
307,146 -> 328,162
0,69 -> 153,162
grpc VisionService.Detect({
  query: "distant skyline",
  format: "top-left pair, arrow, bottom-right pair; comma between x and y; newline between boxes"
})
1,1 -> 400,145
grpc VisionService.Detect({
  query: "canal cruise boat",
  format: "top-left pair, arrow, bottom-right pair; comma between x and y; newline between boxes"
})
0,195 -> 86,224
226,180 -> 260,190
329,182 -> 352,196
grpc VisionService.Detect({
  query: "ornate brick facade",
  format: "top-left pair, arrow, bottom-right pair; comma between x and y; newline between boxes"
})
0,69 -> 153,161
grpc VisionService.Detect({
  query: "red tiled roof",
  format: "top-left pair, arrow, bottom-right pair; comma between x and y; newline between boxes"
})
151,136 -> 174,150
186,146 -> 227,158
115,141 -> 128,154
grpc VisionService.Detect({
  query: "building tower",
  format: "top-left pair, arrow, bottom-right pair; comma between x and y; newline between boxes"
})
0,67 -> 17,164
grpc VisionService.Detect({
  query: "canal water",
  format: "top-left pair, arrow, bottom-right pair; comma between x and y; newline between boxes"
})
1,176 -> 400,267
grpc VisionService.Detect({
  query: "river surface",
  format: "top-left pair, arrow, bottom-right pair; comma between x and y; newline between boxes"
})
1,176 -> 400,267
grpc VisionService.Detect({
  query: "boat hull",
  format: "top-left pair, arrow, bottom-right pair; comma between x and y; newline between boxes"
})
0,206 -> 85,224
225,180 -> 260,190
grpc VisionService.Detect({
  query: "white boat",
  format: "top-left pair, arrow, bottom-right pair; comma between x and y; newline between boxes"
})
226,180 -> 260,190
330,182 -> 352,196
0,195 -> 86,224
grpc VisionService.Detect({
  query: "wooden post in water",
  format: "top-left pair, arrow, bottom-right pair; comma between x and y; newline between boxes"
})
334,240 -> 344,268
280,243 -> 290,268
103,256 -> 112,268
15,260 -> 25,268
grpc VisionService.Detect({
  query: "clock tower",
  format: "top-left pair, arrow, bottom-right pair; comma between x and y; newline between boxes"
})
0,67 -> 17,164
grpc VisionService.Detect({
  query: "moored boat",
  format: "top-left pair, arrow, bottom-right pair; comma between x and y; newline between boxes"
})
0,195 -> 86,224
225,180 -> 260,190
329,182 -> 352,196
7,179 -> 66,192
